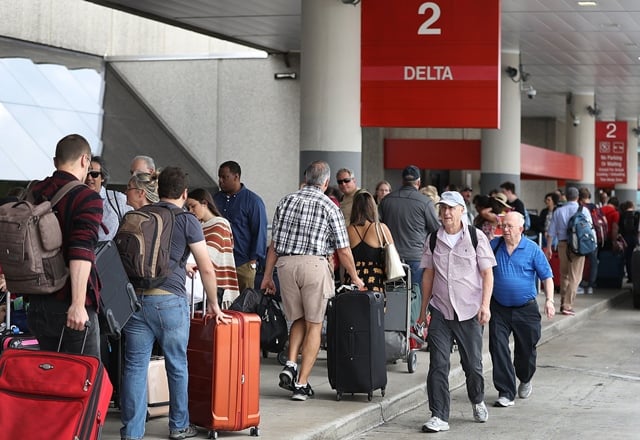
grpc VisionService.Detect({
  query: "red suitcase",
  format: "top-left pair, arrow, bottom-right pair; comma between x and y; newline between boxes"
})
0,348 -> 112,439
187,309 -> 261,438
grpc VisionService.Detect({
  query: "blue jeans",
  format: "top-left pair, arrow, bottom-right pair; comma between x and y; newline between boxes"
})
120,294 -> 190,440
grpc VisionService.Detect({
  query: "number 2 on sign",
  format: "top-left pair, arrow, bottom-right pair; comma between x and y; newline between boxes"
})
605,123 -> 617,139
418,2 -> 442,35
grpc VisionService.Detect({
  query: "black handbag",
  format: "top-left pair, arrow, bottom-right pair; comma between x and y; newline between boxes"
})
256,294 -> 288,353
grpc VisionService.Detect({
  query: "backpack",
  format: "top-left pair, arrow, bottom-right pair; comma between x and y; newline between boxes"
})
114,204 -> 188,289
589,206 -> 608,248
567,207 -> 597,256
0,180 -> 83,294
620,210 -> 640,236
429,225 -> 478,253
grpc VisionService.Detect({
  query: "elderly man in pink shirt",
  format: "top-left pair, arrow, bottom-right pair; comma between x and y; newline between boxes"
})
417,191 -> 496,433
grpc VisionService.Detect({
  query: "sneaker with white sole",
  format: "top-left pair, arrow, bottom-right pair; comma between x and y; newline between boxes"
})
518,381 -> 532,399
278,364 -> 297,392
168,425 -> 197,440
494,396 -> 514,407
421,416 -> 450,432
473,401 -> 489,422
291,383 -> 314,401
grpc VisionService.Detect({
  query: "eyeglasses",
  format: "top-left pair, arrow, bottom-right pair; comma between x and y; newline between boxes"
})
337,178 -> 352,185
88,171 -> 102,179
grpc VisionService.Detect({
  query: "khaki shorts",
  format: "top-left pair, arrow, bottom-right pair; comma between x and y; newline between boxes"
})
275,255 -> 335,323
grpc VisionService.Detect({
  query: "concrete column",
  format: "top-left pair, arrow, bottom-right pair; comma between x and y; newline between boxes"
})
566,93 -> 595,194
480,51 -> 521,195
614,120 -> 639,203
299,1 -> 361,185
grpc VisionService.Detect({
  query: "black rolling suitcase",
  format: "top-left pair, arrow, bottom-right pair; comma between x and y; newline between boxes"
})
95,240 -> 139,338
596,249 -> 625,288
326,289 -> 387,401
632,247 -> 640,309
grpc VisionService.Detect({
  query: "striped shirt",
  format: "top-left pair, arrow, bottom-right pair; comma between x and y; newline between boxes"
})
29,171 -> 103,306
272,185 -> 349,256
202,216 -> 240,295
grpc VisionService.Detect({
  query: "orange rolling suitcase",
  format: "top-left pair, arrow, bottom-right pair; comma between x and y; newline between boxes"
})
188,309 -> 261,438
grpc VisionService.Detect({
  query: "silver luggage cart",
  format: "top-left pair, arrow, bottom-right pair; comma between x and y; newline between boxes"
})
384,264 -> 421,373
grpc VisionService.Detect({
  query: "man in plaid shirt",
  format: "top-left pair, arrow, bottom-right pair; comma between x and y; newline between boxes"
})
261,160 -> 365,401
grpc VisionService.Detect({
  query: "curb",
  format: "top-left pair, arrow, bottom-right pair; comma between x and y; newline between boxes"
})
304,289 -> 631,440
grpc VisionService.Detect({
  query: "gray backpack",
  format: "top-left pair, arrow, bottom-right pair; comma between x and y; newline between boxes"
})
0,180 -> 83,294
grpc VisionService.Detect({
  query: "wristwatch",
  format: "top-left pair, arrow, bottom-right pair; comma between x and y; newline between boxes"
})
250,263 -> 257,270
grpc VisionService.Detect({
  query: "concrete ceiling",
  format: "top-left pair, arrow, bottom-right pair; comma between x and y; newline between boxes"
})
86,0 -> 640,123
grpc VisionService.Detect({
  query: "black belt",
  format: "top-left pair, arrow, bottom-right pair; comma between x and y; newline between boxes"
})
495,298 -> 536,308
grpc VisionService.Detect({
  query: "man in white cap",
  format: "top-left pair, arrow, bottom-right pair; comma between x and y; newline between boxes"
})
417,191 -> 496,433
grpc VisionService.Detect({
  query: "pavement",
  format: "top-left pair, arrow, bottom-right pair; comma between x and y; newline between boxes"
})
102,285 -> 633,440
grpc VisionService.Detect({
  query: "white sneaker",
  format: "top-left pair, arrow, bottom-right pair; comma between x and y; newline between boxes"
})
472,401 -> 489,422
586,287 -> 594,295
421,416 -> 450,432
494,396 -> 514,407
576,286 -> 585,295
518,381 -> 532,399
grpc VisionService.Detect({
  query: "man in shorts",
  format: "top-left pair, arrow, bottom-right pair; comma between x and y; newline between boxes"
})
261,160 -> 365,401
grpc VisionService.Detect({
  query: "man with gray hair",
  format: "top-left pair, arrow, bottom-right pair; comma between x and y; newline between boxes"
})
545,187 -> 592,316
261,160 -> 365,402
130,155 -> 156,175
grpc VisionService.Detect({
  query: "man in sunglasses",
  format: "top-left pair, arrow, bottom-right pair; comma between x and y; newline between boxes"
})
335,168 -> 362,226
86,156 -> 132,241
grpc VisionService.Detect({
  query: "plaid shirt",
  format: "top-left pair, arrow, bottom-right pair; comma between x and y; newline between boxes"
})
30,171 -> 103,306
272,185 -> 349,256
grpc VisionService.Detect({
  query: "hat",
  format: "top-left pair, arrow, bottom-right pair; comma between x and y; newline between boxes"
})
492,192 -> 510,208
436,191 -> 465,208
462,186 -> 473,192
402,165 -> 420,182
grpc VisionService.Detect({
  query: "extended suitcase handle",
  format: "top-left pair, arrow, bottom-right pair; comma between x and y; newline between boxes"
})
57,322 -> 90,354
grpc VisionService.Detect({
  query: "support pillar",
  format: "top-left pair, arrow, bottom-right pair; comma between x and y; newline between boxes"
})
299,1 -> 361,184
566,93 -> 595,193
480,51 -> 521,195
615,120 -> 639,203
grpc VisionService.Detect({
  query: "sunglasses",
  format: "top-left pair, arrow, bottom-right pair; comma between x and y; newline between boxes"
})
337,178 -> 352,185
88,171 -> 102,179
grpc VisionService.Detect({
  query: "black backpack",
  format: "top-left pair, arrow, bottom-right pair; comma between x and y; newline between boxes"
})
429,225 -> 479,253
620,211 -> 640,236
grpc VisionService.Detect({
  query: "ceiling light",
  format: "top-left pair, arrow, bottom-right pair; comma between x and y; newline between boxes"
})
577,1 -> 597,6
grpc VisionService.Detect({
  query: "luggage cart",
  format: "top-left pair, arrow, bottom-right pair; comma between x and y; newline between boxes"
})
384,264 -> 420,373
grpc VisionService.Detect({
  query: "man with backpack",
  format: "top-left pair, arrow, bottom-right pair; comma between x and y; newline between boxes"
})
25,134 -> 104,357
545,187 -> 594,316
119,166 -> 231,440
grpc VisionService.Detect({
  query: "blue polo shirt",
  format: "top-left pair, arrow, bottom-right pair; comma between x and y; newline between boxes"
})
490,236 -> 552,307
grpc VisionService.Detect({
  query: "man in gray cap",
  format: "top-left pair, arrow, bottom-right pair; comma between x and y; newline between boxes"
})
544,187 -> 592,316
417,191 -> 496,432
378,165 -> 440,325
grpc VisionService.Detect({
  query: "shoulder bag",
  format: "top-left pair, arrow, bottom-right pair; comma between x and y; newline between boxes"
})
375,222 -> 405,282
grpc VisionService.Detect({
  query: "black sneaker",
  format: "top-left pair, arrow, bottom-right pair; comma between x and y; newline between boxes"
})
291,383 -> 314,401
278,365 -> 297,391
169,425 -> 197,440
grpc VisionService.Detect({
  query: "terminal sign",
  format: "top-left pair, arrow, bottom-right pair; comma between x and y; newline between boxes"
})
595,121 -> 627,187
361,0 -> 501,128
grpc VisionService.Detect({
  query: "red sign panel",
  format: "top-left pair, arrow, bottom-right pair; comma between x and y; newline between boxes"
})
361,0 -> 501,128
595,121 -> 627,187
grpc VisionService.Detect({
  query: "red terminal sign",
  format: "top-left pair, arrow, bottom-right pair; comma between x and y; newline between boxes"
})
595,121 -> 627,187
361,0 -> 501,128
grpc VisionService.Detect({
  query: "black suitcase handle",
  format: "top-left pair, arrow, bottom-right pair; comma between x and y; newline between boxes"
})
57,322 -> 90,354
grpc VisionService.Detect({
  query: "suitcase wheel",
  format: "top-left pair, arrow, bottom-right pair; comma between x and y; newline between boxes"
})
381,387 -> 386,397
250,426 -> 260,436
262,349 -> 269,359
207,430 -> 218,439
367,392 -> 373,402
407,350 -> 418,373
336,391 -> 342,401
277,350 -> 288,366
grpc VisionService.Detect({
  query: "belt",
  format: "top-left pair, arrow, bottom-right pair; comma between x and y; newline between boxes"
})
279,253 -> 326,258
495,298 -> 536,308
136,288 -> 172,296
559,240 -> 567,242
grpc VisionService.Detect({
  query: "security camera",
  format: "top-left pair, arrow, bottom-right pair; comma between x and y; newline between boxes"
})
573,116 -> 581,127
526,87 -> 537,99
